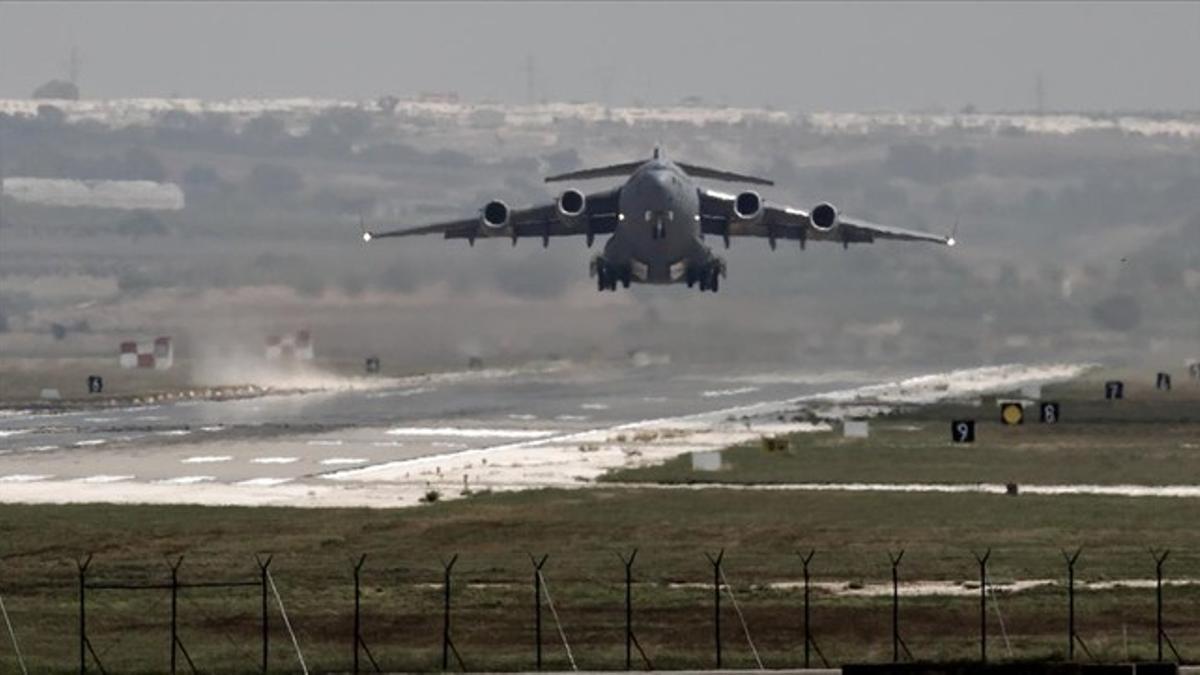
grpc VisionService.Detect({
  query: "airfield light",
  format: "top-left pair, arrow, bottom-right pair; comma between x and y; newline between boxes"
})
362,231 -> 373,243
947,237 -> 957,247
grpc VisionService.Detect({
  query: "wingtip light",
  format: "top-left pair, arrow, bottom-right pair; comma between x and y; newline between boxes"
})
947,237 -> 957,247
362,231 -> 373,243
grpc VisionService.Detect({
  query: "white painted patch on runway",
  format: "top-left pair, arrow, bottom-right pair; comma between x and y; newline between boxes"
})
83,417 -> 117,423
555,414 -> 588,421
237,477 -> 293,487
0,429 -> 32,438
19,445 -> 59,453
320,457 -> 368,466
580,403 -> 609,410
701,387 -> 760,398
0,474 -> 53,482
306,440 -> 344,446
508,414 -> 538,420
251,456 -> 298,464
74,475 -> 135,484
432,441 -> 468,449
385,427 -> 555,439
365,387 -> 432,399
156,430 -> 192,437
159,475 -> 215,485
199,426 -> 224,432
370,441 -> 405,448
182,455 -> 232,464
74,439 -> 107,447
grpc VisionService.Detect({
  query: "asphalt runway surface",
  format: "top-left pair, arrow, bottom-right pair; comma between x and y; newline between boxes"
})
0,362 -> 868,492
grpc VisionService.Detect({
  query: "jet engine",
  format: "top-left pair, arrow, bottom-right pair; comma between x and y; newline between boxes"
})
809,202 -> 840,232
480,200 -> 510,230
733,190 -> 763,225
557,188 -> 587,226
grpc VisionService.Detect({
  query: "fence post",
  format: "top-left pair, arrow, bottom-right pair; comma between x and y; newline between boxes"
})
1151,548 -> 1170,662
170,556 -> 183,675
619,549 -> 638,670
77,554 -> 92,675
705,549 -> 725,668
974,549 -> 991,663
256,554 -> 273,673
353,555 -> 365,674
889,550 -> 905,663
441,554 -> 459,671
1062,548 -> 1081,660
799,550 -> 815,669
530,554 -> 548,670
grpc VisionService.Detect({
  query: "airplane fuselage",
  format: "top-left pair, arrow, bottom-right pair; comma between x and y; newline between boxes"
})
601,159 -> 716,286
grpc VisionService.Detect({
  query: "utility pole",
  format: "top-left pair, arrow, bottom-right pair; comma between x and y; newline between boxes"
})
68,46 -> 82,86
1035,72 -> 1046,116
525,54 -> 536,105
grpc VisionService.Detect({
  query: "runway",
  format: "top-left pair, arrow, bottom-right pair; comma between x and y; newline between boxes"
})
0,361 -> 1089,507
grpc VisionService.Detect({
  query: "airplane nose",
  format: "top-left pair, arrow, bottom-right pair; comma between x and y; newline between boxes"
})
643,170 -> 681,207
647,170 -> 673,195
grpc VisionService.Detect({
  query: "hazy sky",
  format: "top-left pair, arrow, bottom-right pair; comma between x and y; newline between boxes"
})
1,2 -> 1198,111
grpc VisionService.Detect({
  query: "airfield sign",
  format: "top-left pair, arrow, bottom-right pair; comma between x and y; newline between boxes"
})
1105,381 -> 1125,400
951,420 -> 976,443
1001,402 -> 1025,426
1039,402 -> 1061,424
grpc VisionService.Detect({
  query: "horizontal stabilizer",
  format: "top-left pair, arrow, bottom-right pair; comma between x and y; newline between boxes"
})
675,162 -> 774,186
545,157 -> 773,187
545,160 -> 646,183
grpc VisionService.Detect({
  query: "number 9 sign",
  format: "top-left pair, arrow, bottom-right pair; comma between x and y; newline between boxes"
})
951,420 -> 976,443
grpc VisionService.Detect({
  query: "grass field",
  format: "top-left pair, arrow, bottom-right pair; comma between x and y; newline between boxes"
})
606,377 -> 1200,487
1,372 -> 1198,672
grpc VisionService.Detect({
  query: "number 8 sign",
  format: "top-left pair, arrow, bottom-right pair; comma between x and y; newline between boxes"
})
1040,402 -> 1060,424
951,420 -> 976,443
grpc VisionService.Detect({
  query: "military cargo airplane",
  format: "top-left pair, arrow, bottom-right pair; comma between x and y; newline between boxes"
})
362,149 -> 955,292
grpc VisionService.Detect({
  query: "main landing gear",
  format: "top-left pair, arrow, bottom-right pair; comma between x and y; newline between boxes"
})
592,258 -> 631,292
685,259 -> 725,293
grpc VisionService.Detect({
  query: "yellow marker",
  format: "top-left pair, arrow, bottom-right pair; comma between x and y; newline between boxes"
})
1001,403 -> 1024,426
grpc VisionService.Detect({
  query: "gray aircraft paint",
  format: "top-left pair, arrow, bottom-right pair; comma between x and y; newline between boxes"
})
363,150 -> 951,292
607,159 -> 706,285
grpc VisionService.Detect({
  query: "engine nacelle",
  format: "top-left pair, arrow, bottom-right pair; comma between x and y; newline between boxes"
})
733,191 -> 763,225
810,202 -> 840,232
557,188 -> 587,225
480,200 -> 510,230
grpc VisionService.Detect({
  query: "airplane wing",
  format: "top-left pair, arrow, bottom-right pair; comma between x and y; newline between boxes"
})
698,189 -> 955,248
366,189 -> 621,246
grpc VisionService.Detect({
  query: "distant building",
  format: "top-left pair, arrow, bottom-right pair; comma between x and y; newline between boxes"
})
418,91 -> 459,104
32,79 -> 79,100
